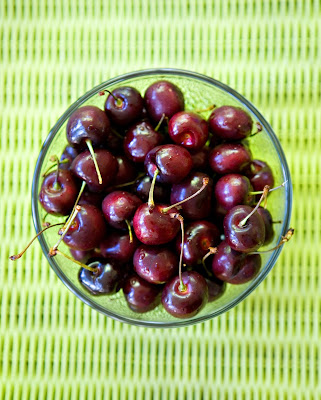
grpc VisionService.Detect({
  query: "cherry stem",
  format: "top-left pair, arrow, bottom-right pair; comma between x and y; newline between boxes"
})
239,185 -> 270,227
49,249 -> 98,272
61,181 -> 86,233
194,104 -> 216,114
154,113 -> 165,131
202,247 -> 218,269
42,156 -> 68,178
106,90 -> 123,107
170,213 -> 186,292
125,219 -> 133,243
249,181 -> 288,196
50,205 -> 81,253
162,177 -> 209,214
42,212 -> 50,227
9,222 -> 64,261
250,122 -> 263,137
250,228 -> 294,254
85,139 -> 102,185
148,169 -> 159,210
113,172 -> 145,189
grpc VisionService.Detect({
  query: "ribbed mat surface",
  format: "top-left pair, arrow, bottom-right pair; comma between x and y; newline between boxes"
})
1,1 -> 320,398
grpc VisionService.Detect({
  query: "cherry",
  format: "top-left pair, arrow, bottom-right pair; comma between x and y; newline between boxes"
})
133,174 -> 170,203
190,146 -> 210,172
63,204 -> 107,251
209,142 -> 252,175
104,86 -> 144,127
223,205 -> 265,252
66,105 -> 112,150
212,241 -> 261,284
113,155 -> 138,186
133,204 -> 180,245
170,172 -> 213,220
39,169 -> 78,216
79,258 -> 127,295
244,159 -> 275,192
144,80 -> 184,123
176,220 -> 220,267
102,191 -> 142,230
257,207 -> 274,245
161,271 -> 208,318
214,174 -> 253,214
71,149 -> 118,192
205,276 -> 226,302
59,145 -> 79,170
78,190 -> 104,208
168,111 -> 208,151
145,144 -> 193,184
133,245 -> 179,284
123,274 -> 162,313
100,231 -> 138,263
123,121 -> 163,163
69,248 -> 93,263
208,105 -> 253,141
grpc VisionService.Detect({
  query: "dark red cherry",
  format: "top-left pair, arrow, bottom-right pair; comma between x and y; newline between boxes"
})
168,111 -> 209,151
69,248 -> 92,263
212,241 -> 261,284
257,207 -> 274,245
79,259 -> 127,295
161,271 -> 208,319
63,204 -> 107,251
144,80 -> 184,123
244,159 -> 275,192
208,105 -> 253,141
100,231 -> 138,263
123,121 -> 163,163
133,204 -> 180,245
223,205 -> 265,252
71,149 -> 118,192
214,174 -> 253,213
104,86 -> 144,127
78,190 -> 104,208
190,146 -> 210,172
59,145 -> 79,170
123,274 -> 162,313
205,276 -> 226,302
133,175 -> 170,203
39,169 -> 78,216
133,245 -> 179,284
176,220 -> 220,267
145,144 -> 193,184
113,155 -> 138,185
66,105 -> 111,150
170,172 -> 213,220
209,142 -> 252,175
102,191 -> 142,230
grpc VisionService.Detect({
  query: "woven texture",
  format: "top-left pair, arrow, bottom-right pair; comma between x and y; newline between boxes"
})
1,0 -> 320,398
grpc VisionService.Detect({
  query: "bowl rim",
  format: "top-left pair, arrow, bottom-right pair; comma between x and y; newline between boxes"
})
31,67 -> 293,328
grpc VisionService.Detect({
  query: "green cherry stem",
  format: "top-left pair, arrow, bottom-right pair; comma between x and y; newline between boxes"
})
239,185 -> 270,227
250,228 -> 294,254
125,219 -> 133,243
51,249 -> 98,272
154,113 -> 166,131
148,169 -> 159,210
85,139 -> 102,185
170,213 -> 186,292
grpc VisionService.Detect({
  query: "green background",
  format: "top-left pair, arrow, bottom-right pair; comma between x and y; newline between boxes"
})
1,1 -> 320,398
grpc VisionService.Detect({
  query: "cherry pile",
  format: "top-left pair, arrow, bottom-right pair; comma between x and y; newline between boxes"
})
13,80 -> 293,320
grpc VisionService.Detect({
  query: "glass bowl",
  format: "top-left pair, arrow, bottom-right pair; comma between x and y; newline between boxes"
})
32,68 -> 292,328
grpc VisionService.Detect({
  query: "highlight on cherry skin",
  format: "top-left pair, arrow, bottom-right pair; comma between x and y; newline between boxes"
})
10,78 -> 294,321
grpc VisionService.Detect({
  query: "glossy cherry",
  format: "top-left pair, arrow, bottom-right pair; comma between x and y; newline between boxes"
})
170,172 -> 213,220
209,142 -> 252,175
133,245 -> 179,284
223,205 -> 265,252
168,111 -> 208,151
144,80 -> 184,123
63,204 -> 107,251
113,155 -> 138,186
245,159 -> 275,192
123,121 -> 163,163
161,271 -> 208,318
100,231 -> 138,263
205,276 -> 226,302
190,146 -> 210,172
78,190 -> 104,208
71,149 -> 118,192
66,105 -> 112,150
39,169 -> 78,216
79,258 -> 127,295
59,145 -> 79,170
208,105 -> 253,141
123,274 -> 162,313
257,207 -> 274,245
145,144 -> 193,184
133,204 -> 180,245
133,174 -> 170,203
176,220 -> 220,267
104,86 -> 144,127
102,191 -> 142,230
212,241 -> 261,284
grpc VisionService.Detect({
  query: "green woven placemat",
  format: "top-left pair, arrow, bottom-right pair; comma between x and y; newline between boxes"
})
1,1 -> 320,398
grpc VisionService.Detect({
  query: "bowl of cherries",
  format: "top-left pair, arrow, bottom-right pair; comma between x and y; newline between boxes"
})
13,69 -> 293,327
